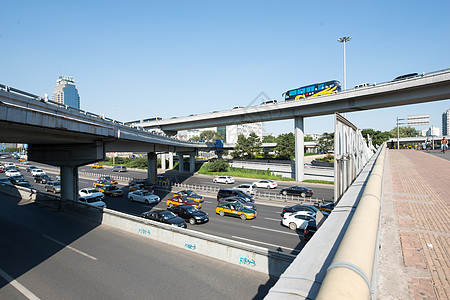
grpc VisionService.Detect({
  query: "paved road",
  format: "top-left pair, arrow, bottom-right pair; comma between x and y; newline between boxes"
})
1,160 -> 321,255
0,193 -> 275,300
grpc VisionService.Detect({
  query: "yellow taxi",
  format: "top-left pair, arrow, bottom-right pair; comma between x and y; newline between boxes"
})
216,202 -> 256,220
166,196 -> 201,209
97,176 -> 117,185
92,163 -> 103,169
173,190 -> 204,203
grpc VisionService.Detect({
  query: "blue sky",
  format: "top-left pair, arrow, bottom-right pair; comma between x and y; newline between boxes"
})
1,1 -> 449,136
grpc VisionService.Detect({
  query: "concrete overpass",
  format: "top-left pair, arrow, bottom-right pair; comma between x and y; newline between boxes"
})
133,68 -> 450,181
0,86 -> 205,202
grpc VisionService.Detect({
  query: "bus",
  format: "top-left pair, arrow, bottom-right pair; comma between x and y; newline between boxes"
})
283,80 -> 341,101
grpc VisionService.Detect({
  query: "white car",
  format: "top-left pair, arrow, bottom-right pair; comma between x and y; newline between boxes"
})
79,188 -> 105,200
4,162 -> 16,167
78,195 -> 107,208
253,180 -> 277,189
282,211 -> 316,231
30,169 -> 46,176
213,176 -> 235,184
128,190 -> 160,204
5,169 -> 21,177
234,183 -> 256,195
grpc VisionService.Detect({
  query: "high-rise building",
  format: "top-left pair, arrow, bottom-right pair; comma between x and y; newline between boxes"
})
52,76 -> 80,109
442,109 -> 450,136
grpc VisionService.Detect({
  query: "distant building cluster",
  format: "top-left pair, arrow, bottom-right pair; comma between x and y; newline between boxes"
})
52,76 -> 80,109
443,109 -> 450,136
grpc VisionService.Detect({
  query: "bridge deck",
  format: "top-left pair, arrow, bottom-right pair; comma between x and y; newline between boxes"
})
378,149 -> 450,299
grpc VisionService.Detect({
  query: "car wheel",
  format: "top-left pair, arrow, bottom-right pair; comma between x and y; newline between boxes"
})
300,192 -> 306,198
289,222 -> 297,230
53,190 -> 57,194
282,191 -> 287,196
129,197 -> 133,202
219,210 -> 225,217
169,203 -> 173,208
240,214 -> 247,220
189,218 -> 196,225
145,200 -> 149,204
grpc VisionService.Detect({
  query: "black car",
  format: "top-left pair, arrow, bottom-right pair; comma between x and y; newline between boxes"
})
281,204 -> 319,217
140,210 -> 187,228
8,175 -> 26,185
217,189 -> 254,202
15,181 -> 35,189
392,73 -> 419,82
34,174 -> 52,184
280,186 -> 313,197
168,205 -> 209,225
303,220 -> 317,241
26,165 -> 38,172
217,196 -> 256,211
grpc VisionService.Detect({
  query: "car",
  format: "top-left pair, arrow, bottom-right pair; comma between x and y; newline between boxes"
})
5,169 -> 21,177
0,178 -> 12,185
216,202 -> 257,220
26,165 -> 38,172
282,211 -> 316,231
353,83 -> 371,89
253,180 -> 277,189
92,163 -> 103,169
279,186 -> 313,197
34,174 -> 52,184
4,162 -> 16,167
128,190 -> 160,204
217,196 -> 256,211
303,220 -> 317,241
140,210 -> 187,228
234,183 -> 256,195
156,175 -> 169,184
30,168 -> 46,176
45,181 -> 61,193
168,205 -> 209,225
173,190 -> 204,203
213,176 -> 235,184
8,175 -> 27,185
14,181 -> 35,189
166,195 -> 201,209
97,176 -> 117,184
93,179 -> 110,187
281,204 -> 319,217
0,165 -> 4,173
392,73 -> 419,82
261,99 -> 278,105
99,185 -> 124,196
319,202 -> 335,213
78,195 -> 107,208
112,165 -> 127,172
217,188 -> 254,202
79,188 -> 105,200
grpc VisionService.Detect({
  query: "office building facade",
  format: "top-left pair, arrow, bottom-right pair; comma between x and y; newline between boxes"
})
443,109 -> 450,136
52,76 -> 80,109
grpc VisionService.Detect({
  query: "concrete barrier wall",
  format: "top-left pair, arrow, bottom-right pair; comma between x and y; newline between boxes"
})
0,182 -> 36,201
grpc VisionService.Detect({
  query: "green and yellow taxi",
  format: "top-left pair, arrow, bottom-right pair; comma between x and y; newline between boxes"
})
216,202 -> 257,220
166,196 -> 202,209
173,190 -> 204,203
99,184 -> 124,197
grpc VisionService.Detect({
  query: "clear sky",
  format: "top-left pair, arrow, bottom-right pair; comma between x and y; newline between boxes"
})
1,1 -> 449,136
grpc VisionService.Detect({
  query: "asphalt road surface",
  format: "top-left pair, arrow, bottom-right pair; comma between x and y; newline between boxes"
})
0,193 -> 275,300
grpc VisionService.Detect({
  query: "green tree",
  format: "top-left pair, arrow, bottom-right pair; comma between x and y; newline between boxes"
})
361,129 -> 391,147
304,135 -> 315,142
232,132 -> 261,159
189,136 -> 201,142
275,133 -> 295,160
389,126 -> 419,138
200,130 -> 223,142
206,159 -> 229,172
317,132 -> 334,153
262,135 -> 276,143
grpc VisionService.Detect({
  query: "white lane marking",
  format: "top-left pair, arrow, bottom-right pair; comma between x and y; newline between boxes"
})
43,234 -> 98,261
251,226 -> 299,236
264,217 -> 281,221
232,236 -> 299,253
0,268 -> 41,300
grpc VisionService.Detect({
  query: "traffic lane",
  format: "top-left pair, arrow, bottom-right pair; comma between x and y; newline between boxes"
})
0,193 -> 273,300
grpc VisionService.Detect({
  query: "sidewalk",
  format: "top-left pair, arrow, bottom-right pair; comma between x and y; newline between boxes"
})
378,150 -> 450,299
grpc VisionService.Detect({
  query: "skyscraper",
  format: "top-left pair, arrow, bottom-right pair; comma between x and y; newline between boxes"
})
52,76 -> 80,109
443,109 -> 450,136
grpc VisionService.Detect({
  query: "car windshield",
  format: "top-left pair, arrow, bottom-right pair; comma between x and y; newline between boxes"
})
184,206 -> 198,213
160,211 -> 177,220
142,192 -> 152,196
53,182 -> 61,187
185,190 -> 195,196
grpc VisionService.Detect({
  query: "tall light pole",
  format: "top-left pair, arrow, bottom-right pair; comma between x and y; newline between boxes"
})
337,36 -> 351,90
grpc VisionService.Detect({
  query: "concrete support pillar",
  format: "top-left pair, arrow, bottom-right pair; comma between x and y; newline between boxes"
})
178,153 -> 184,172
168,152 -> 174,169
189,153 -> 196,173
294,116 -> 305,182
60,166 -> 78,202
147,152 -> 157,184
160,153 -> 166,170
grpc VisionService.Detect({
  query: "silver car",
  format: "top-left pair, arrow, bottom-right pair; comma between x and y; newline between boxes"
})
234,183 -> 256,195
128,190 -> 160,204
45,181 -> 61,193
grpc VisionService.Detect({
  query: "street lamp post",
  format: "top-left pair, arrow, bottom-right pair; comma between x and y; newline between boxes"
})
337,36 -> 351,91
